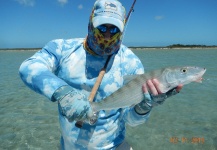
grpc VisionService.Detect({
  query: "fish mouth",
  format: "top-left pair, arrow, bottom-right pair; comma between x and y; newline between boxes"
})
195,77 -> 203,83
194,68 -> 206,83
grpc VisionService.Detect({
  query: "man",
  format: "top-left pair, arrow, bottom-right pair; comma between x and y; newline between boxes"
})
19,0 -> 182,149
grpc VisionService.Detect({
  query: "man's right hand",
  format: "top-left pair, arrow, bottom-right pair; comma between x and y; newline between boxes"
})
52,86 -> 94,122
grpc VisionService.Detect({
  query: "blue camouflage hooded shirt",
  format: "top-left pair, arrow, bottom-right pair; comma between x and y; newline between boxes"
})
19,38 -> 150,149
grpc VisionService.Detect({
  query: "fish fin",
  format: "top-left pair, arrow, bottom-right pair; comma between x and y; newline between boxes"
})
123,75 -> 140,85
90,101 -> 96,113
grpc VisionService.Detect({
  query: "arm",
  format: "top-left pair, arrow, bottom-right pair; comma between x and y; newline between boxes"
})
121,48 -> 183,126
19,39 -> 68,99
134,80 -> 183,118
124,79 -> 183,127
120,47 -> 151,126
19,39 -> 93,122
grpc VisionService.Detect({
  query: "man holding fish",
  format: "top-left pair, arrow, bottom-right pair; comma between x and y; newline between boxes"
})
19,0 -> 205,149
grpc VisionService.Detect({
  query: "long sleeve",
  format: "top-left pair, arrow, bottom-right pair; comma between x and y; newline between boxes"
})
19,39 -> 75,99
123,107 -> 151,126
118,48 -> 151,126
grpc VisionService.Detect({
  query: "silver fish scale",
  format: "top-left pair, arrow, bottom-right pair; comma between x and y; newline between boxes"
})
91,74 -> 151,112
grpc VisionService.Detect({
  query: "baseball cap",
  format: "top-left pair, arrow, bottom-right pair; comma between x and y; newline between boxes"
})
92,0 -> 126,32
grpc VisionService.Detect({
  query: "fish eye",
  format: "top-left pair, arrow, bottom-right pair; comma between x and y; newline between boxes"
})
181,68 -> 188,73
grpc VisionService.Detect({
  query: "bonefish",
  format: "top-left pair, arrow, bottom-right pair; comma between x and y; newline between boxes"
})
90,66 -> 206,113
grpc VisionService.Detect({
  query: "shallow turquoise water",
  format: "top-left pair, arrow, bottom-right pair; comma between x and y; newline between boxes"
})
0,49 -> 217,150
127,49 -> 217,150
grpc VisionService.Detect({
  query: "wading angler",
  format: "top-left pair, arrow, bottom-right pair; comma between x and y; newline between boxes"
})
18,0 -> 193,149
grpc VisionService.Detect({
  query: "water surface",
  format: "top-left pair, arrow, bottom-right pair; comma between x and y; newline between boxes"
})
0,49 -> 216,150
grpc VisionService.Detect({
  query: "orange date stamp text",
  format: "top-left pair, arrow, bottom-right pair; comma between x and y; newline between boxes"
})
170,137 -> 205,144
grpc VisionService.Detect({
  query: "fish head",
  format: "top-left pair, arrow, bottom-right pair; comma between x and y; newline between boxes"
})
159,66 -> 206,93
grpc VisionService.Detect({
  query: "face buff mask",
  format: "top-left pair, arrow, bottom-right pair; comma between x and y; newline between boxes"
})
84,12 -> 124,56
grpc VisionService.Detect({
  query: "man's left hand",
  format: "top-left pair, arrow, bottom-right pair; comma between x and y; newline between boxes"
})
134,79 -> 183,115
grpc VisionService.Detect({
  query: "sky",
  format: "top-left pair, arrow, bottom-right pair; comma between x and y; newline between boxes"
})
0,0 -> 217,49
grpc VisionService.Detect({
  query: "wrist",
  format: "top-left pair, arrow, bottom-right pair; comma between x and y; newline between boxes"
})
134,101 -> 152,115
51,85 -> 74,102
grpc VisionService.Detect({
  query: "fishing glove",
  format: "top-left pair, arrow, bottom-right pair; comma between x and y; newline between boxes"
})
52,85 -> 94,122
135,88 -> 178,115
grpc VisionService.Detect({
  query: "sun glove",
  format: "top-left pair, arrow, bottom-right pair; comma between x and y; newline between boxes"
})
52,85 -> 94,122
135,88 -> 179,115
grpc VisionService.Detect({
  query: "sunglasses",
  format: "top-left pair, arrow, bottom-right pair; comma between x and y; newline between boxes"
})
96,25 -> 120,34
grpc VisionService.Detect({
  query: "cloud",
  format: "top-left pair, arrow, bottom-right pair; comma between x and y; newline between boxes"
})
154,15 -> 164,20
78,4 -> 83,10
15,0 -> 35,6
57,0 -> 68,6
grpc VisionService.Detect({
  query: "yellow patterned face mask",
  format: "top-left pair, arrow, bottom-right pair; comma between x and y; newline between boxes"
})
85,12 -> 123,56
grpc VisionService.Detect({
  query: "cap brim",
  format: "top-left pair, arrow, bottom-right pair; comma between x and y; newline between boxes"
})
93,16 -> 124,32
